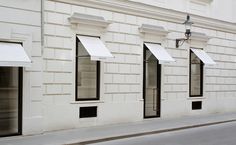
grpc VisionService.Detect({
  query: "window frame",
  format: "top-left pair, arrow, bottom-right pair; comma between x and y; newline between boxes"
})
189,49 -> 204,97
0,67 -> 23,137
75,35 -> 100,101
0,41 -> 23,137
143,43 -> 162,118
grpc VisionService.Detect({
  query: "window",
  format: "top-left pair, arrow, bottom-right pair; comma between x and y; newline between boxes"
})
190,49 -> 203,97
0,67 -> 22,136
143,45 -> 162,118
76,37 -> 100,101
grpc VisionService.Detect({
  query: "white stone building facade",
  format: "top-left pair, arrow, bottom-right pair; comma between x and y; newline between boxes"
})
0,0 -> 236,136
0,0 -> 43,136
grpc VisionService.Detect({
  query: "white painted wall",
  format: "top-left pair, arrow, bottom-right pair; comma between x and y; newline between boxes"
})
210,0 -> 234,22
0,0 -> 43,135
130,0 -> 235,22
43,1 -> 143,131
233,0 -> 236,23
42,0 -> 236,132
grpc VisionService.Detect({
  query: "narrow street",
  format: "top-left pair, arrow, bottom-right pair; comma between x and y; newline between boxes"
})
90,122 -> 236,145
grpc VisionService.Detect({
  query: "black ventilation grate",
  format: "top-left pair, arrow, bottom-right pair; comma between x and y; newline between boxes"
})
79,106 -> 97,118
192,101 -> 202,110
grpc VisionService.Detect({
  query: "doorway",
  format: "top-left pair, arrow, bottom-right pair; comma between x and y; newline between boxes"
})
143,44 -> 161,118
0,67 -> 22,137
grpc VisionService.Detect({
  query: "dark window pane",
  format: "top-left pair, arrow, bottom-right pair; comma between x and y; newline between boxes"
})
76,40 -> 98,100
0,67 -> 19,136
145,49 -> 159,117
190,50 -> 203,96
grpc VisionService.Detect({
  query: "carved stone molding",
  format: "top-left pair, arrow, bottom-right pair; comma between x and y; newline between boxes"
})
53,0 -> 236,33
68,13 -> 111,28
190,32 -> 211,42
139,24 -> 169,36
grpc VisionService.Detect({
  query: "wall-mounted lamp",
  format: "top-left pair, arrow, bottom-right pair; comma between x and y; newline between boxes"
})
176,14 -> 194,48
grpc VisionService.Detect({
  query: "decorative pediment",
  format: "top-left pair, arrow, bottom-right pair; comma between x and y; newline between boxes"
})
190,32 -> 211,42
139,24 -> 169,36
68,13 -> 111,28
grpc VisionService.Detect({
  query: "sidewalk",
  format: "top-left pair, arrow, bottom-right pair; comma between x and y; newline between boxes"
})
1,112 -> 236,145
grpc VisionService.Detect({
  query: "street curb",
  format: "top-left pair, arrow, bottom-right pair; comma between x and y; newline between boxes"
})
67,119 -> 236,145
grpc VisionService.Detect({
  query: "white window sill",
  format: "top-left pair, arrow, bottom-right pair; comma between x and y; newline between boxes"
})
70,100 -> 104,104
188,97 -> 206,100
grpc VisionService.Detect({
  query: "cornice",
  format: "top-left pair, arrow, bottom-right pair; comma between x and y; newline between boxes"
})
190,32 -> 211,42
52,0 -> 236,33
68,13 -> 111,28
139,24 -> 169,36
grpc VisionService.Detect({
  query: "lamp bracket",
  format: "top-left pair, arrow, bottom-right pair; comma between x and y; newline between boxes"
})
176,38 -> 188,48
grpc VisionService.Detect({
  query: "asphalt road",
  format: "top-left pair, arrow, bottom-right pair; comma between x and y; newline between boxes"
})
90,122 -> 236,145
